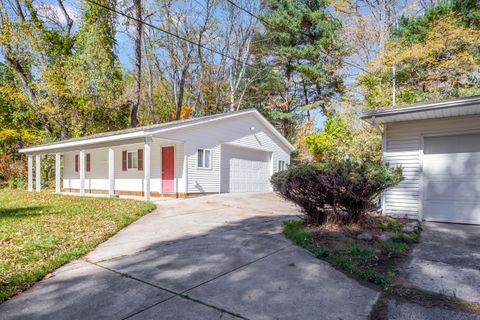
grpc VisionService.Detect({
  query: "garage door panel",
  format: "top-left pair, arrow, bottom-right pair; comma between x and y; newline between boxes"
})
423,134 -> 480,224
425,181 -> 480,201
424,154 -> 480,177
424,202 -> 480,224
424,133 -> 480,154
221,146 -> 271,193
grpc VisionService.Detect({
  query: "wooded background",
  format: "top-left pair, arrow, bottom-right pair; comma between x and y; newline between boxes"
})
1,0 -> 479,184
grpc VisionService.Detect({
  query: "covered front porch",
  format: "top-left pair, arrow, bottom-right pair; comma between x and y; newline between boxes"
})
24,136 -> 186,201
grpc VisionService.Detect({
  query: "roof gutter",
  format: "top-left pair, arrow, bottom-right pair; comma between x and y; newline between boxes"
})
19,131 -> 147,154
360,96 -> 480,120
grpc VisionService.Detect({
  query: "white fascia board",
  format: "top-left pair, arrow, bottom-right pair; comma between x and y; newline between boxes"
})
360,96 -> 480,120
19,131 -> 146,154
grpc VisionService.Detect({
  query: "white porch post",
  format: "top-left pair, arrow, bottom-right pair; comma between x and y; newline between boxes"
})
144,141 -> 151,201
35,155 -> 41,192
55,153 -> 61,193
108,147 -> 115,197
79,150 -> 85,196
183,152 -> 188,196
269,153 -> 274,192
27,155 -> 33,192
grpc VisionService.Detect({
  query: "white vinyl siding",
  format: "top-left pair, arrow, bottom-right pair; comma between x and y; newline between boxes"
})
62,112 -> 290,196
384,115 -> 480,220
63,142 -> 186,194
158,112 -> 290,194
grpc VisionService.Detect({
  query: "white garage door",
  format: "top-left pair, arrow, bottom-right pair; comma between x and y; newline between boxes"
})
221,145 -> 271,193
423,133 -> 480,224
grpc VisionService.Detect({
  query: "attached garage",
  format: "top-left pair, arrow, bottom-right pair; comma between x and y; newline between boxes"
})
220,145 -> 272,193
361,95 -> 480,225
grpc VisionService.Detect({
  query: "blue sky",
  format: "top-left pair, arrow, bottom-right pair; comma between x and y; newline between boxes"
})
15,0 -> 419,129
61,0 -> 333,129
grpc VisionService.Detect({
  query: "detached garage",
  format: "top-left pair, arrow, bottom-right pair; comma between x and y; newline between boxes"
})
221,145 -> 272,193
19,109 -> 294,200
361,95 -> 480,225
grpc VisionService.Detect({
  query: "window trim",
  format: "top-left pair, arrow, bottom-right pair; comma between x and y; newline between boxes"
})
278,160 -> 286,172
127,150 -> 138,170
197,148 -> 212,169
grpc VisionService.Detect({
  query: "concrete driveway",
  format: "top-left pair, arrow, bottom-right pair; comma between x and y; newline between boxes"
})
0,192 -> 379,320
401,222 -> 480,303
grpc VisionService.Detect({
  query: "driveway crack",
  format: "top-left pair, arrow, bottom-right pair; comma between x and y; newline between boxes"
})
180,245 -> 291,295
86,244 -> 291,319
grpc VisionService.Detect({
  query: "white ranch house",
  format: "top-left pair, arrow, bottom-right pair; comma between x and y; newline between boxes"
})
362,95 -> 480,225
19,109 -> 294,200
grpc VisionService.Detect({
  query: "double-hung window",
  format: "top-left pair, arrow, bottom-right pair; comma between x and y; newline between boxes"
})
278,160 -> 286,172
197,149 -> 211,169
127,151 -> 138,169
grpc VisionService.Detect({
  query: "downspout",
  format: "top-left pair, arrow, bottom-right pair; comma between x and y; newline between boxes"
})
370,116 -> 383,135
371,116 -> 386,214
184,146 -> 188,197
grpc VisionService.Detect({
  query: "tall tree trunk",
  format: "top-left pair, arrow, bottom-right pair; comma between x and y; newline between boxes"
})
144,36 -> 156,124
0,0 -> 52,135
175,50 -> 191,120
131,0 -> 142,128
175,63 -> 188,121
303,80 -> 311,120
315,83 -> 332,116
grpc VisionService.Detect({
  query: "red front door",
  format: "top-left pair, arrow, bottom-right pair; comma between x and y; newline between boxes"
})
162,146 -> 175,193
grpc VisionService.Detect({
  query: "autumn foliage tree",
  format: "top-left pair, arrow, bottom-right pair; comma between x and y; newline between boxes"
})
305,105 -> 381,163
359,1 -> 480,108
0,0 -> 126,140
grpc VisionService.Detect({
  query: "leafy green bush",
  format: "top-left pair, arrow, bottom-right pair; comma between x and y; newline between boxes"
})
305,114 -> 381,163
272,160 -> 403,224
7,178 -> 27,189
0,153 -> 27,188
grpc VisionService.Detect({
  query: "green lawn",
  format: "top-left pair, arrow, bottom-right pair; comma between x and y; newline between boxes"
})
0,190 -> 156,302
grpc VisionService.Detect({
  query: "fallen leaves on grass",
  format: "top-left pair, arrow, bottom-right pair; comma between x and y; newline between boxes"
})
0,190 -> 155,302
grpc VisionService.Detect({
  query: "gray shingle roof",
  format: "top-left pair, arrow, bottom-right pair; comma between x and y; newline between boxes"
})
27,109 -> 255,149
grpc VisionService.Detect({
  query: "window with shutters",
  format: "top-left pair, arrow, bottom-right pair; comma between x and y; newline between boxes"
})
75,154 -> 91,172
127,151 -> 138,169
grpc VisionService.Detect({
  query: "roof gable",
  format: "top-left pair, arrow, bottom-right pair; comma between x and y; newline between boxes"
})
19,109 -> 294,154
